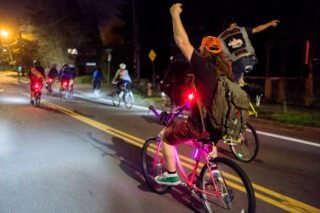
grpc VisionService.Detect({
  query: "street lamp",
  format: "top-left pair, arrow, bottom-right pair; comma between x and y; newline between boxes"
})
0,30 -> 15,66
0,30 -> 9,64
1,30 -> 9,38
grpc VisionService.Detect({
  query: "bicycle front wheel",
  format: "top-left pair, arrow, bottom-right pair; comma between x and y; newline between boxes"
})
230,123 -> 259,162
112,92 -> 120,106
141,138 -> 170,194
199,157 -> 255,213
124,92 -> 133,109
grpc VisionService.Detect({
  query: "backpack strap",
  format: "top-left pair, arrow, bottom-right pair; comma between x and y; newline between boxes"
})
190,76 -> 207,133
196,98 -> 207,132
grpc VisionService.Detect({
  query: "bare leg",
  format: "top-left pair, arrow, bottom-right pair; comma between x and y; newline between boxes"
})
209,144 -> 218,158
159,128 -> 177,172
162,141 -> 177,172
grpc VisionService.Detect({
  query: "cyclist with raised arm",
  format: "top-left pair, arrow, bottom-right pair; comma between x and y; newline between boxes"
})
154,3 -> 233,186
218,17 -> 280,84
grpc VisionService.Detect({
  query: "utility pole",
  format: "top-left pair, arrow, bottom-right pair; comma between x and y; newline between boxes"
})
106,48 -> 112,84
132,0 -> 140,80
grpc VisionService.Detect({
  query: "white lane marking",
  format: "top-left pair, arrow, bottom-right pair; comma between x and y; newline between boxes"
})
73,93 -> 147,110
256,130 -> 320,147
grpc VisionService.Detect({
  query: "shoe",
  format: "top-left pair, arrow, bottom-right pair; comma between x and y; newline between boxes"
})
30,100 -> 34,105
155,172 -> 181,186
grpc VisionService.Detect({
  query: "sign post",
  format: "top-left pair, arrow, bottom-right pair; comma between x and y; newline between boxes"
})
106,48 -> 112,84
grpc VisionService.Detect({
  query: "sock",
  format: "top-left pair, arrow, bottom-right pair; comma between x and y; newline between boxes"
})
167,170 -> 176,174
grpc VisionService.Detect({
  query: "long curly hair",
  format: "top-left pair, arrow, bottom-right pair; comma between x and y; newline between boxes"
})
200,47 -> 233,79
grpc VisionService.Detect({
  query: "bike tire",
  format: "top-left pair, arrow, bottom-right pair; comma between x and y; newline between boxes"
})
59,89 -> 63,101
230,123 -> 259,162
141,138 -> 171,194
112,92 -> 120,106
199,157 -> 256,213
35,97 -> 40,107
124,92 -> 133,109
62,91 -> 67,102
47,85 -> 52,96
66,91 -> 71,102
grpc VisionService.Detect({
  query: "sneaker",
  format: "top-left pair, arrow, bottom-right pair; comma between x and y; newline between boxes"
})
155,172 -> 181,186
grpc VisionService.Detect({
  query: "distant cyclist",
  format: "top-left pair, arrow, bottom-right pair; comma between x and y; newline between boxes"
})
112,63 -> 132,92
28,60 -> 45,104
59,64 -> 75,92
92,67 -> 103,92
47,64 -> 59,80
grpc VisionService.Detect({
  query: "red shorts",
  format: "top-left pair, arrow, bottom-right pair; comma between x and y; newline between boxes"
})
161,118 -> 204,145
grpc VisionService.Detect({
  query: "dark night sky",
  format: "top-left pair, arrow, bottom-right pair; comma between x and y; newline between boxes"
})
0,0 -> 122,25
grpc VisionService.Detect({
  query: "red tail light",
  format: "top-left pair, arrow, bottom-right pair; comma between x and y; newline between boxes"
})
183,88 -> 197,103
188,93 -> 194,101
48,78 -> 53,83
63,81 -> 68,86
32,82 -> 42,91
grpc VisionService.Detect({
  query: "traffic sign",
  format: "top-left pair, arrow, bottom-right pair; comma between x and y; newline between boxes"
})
148,49 -> 157,61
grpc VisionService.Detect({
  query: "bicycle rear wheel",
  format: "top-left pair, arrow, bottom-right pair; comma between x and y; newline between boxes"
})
35,97 -> 40,107
199,157 -> 255,213
141,137 -> 171,194
230,123 -> 259,162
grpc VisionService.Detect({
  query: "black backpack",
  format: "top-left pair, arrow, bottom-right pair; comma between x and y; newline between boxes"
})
207,76 -> 250,141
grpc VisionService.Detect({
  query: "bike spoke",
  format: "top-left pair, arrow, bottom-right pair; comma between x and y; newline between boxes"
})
200,158 -> 255,212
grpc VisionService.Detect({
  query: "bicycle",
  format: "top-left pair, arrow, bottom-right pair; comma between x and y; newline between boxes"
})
31,80 -> 43,107
59,79 -> 72,102
227,84 -> 263,162
45,77 -> 54,96
141,104 -> 256,213
112,82 -> 134,109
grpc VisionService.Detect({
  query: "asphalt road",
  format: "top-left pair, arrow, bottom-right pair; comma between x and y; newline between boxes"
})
0,74 -> 319,213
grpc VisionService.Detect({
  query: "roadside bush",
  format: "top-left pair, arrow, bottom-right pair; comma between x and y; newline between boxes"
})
75,75 -> 92,84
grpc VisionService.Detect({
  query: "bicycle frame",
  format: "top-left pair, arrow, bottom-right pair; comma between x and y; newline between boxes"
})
248,102 -> 258,117
154,137 -> 223,198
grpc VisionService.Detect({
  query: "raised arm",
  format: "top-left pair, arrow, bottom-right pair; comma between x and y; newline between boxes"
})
170,3 -> 194,62
252,20 -> 280,34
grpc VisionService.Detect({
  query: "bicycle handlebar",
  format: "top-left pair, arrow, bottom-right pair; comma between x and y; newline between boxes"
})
149,103 -> 190,125
149,105 -> 160,118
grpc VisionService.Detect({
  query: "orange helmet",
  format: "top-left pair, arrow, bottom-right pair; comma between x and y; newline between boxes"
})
200,36 -> 222,54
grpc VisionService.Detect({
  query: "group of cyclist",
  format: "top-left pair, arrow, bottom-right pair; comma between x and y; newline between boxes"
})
28,59 -> 133,103
28,60 -> 77,102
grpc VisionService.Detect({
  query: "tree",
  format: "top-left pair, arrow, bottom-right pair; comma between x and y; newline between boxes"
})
20,0 -> 103,71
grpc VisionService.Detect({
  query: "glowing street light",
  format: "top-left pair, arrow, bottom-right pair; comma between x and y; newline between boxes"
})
0,29 -> 14,65
1,30 -> 9,38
